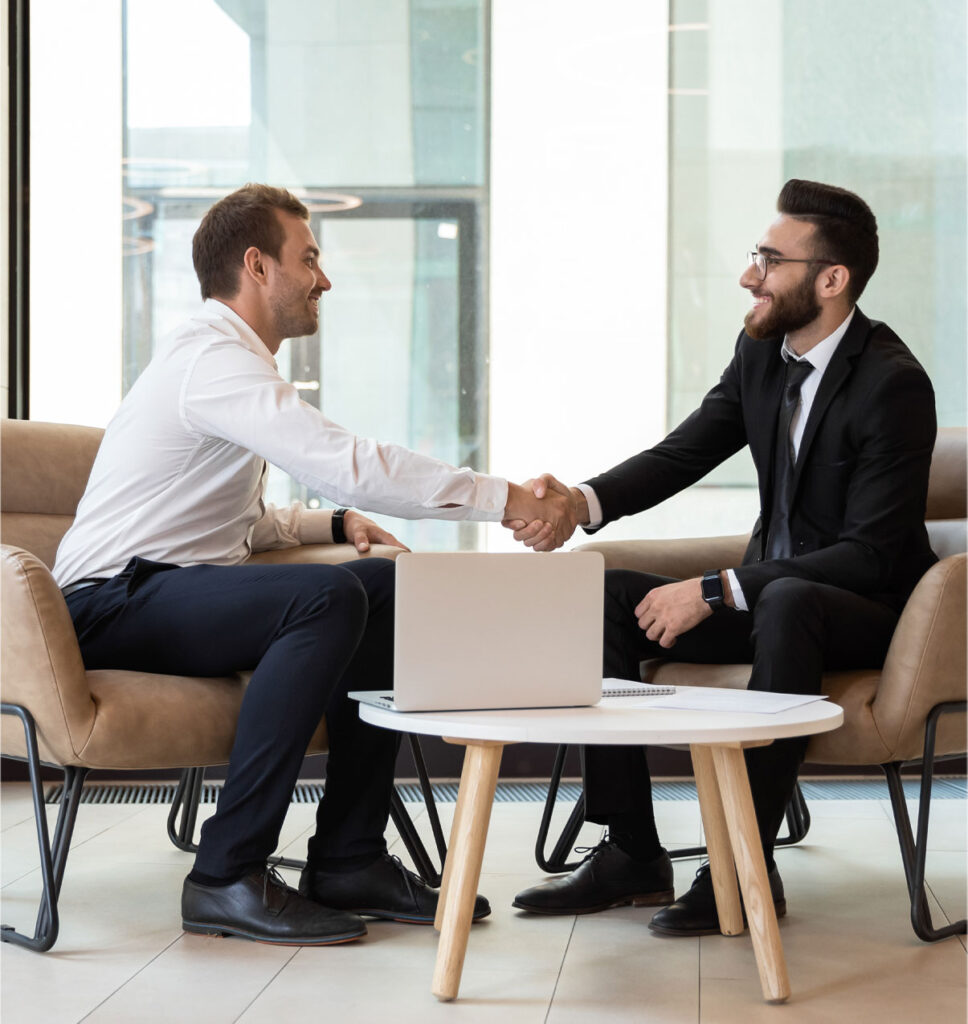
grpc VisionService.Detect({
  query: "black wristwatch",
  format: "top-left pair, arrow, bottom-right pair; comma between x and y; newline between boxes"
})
331,508 -> 349,545
700,569 -> 726,611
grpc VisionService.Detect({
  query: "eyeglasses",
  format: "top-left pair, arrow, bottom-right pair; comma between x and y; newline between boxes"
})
747,250 -> 835,280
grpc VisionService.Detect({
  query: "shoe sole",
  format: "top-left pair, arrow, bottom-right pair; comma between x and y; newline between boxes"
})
348,907 -> 492,924
512,889 -> 674,916
648,900 -> 787,937
182,919 -> 366,945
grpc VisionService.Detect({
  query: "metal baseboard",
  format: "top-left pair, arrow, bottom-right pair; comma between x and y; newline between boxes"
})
42,776 -> 966,806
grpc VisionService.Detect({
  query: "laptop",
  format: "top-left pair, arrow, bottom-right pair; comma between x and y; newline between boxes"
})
350,551 -> 604,712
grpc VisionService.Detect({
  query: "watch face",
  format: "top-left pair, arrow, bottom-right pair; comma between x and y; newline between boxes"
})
701,574 -> 724,603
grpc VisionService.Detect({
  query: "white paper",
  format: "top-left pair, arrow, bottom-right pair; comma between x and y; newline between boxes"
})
599,685 -> 829,715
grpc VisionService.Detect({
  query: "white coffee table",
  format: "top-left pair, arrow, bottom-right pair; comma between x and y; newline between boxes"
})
357,690 -> 843,1004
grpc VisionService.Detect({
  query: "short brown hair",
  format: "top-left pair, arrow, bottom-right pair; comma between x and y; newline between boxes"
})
777,179 -> 879,303
192,184 -> 309,300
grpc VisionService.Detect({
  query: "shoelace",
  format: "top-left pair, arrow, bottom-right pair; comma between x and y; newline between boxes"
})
262,859 -> 290,910
386,853 -> 420,906
573,827 -> 612,863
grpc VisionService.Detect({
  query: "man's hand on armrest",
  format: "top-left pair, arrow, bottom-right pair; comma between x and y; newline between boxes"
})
342,511 -> 410,554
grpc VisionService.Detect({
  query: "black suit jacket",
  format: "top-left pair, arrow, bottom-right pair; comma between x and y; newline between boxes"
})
585,308 -> 938,612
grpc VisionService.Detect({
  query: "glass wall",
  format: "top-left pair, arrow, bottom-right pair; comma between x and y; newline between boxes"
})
668,0 -> 967,486
121,0 -> 488,550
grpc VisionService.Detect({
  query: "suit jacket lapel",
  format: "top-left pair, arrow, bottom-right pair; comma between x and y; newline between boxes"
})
790,307 -> 871,494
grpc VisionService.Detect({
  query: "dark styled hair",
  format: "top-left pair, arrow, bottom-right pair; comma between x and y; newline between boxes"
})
777,179 -> 879,302
192,184 -> 309,300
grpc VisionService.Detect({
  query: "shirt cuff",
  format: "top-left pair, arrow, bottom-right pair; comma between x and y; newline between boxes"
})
725,568 -> 748,612
294,507 -> 335,545
576,483 -> 603,529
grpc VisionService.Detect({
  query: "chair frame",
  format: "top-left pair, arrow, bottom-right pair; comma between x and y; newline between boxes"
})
167,733 -> 449,884
534,701 -> 966,942
534,747 -> 809,875
1,703 -> 449,952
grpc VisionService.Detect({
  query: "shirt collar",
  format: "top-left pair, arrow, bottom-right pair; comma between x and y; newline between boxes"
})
199,298 -> 278,369
781,306 -> 856,374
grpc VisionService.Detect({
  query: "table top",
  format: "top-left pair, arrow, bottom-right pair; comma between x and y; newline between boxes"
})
355,687 -> 844,746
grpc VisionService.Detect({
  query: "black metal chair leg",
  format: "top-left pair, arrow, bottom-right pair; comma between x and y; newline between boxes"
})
881,701 -> 967,942
775,780 -> 811,847
400,734 -> 447,884
167,766 -> 205,854
536,745 -> 587,873
166,740 -> 446,884
534,742 -> 812,871
1,703 -> 88,952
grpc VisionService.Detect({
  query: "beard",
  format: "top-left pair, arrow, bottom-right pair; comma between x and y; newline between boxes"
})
269,279 -> 319,341
744,270 -> 821,340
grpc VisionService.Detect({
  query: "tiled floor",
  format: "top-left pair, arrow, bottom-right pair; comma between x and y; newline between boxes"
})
1,781 -> 965,1023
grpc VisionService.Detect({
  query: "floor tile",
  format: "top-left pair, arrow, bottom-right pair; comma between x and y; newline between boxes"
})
1,784 -> 964,1024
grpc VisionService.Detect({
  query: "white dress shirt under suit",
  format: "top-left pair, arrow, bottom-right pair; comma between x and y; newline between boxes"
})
576,309 -> 856,611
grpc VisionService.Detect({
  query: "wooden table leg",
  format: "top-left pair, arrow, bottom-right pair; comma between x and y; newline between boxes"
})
431,739 -> 504,1002
710,744 -> 790,1004
690,744 -> 743,935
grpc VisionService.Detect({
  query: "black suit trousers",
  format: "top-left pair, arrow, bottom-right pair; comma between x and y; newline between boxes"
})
583,569 -> 899,865
66,555 -> 399,881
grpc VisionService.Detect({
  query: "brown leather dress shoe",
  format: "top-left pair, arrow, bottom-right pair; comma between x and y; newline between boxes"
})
512,841 -> 674,915
649,863 -> 786,936
182,867 -> 367,945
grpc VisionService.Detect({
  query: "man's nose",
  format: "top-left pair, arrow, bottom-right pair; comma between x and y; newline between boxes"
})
739,263 -> 759,290
317,268 -> 332,291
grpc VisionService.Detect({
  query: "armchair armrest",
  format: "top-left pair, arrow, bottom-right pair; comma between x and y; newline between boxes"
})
872,553 -> 967,761
0,545 -> 96,764
575,534 -> 750,581
244,543 -> 408,566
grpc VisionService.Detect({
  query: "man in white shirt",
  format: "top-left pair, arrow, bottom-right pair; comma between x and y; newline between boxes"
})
54,184 -> 568,947
508,180 -> 937,933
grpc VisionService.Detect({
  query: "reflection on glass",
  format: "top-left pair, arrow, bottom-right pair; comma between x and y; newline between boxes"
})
668,0 -> 966,488
122,0 -> 488,550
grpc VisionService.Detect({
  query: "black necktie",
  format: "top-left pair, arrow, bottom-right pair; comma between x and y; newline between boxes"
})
765,358 -> 814,560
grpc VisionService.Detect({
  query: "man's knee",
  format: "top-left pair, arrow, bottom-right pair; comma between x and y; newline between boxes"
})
754,577 -> 824,625
277,564 -> 371,633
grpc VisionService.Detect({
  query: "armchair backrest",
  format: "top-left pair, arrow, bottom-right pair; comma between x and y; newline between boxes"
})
1,420 -> 105,567
925,427 -> 967,558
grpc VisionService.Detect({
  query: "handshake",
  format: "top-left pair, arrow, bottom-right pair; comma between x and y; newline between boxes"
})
502,474 -> 590,552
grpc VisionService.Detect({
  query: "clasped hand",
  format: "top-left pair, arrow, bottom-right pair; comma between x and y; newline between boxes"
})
502,473 -> 583,552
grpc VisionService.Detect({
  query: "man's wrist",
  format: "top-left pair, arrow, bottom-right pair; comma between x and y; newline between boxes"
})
569,487 -> 590,526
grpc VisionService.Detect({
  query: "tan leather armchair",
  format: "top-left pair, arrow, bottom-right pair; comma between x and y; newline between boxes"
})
568,427 -> 966,942
0,419 -> 420,951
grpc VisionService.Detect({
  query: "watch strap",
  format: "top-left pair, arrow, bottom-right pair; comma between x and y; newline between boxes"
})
331,508 -> 348,545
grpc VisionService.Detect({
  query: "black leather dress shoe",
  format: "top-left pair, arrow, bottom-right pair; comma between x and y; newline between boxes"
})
649,863 -> 786,937
512,841 -> 674,916
182,868 -> 367,945
300,853 -> 491,924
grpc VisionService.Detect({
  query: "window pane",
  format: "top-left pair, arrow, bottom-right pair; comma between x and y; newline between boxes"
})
668,0 -> 967,487
121,0 -> 488,550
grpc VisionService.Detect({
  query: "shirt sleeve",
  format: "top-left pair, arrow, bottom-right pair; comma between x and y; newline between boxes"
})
576,483 -> 604,529
725,568 -> 748,612
250,504 -> 335,551
181,338 -> 508,522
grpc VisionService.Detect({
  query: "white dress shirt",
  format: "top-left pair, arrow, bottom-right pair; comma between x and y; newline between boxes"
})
53,300 -> 508,586
577,309 -> 856,612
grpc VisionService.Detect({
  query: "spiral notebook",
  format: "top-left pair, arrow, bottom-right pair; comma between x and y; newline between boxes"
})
601,679 -> 676,698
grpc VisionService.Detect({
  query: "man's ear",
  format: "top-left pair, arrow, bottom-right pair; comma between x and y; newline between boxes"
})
816,264 -> 850,300
242,245 -> 268,287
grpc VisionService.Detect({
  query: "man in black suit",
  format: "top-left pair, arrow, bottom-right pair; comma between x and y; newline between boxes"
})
508,179 -> 937,933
